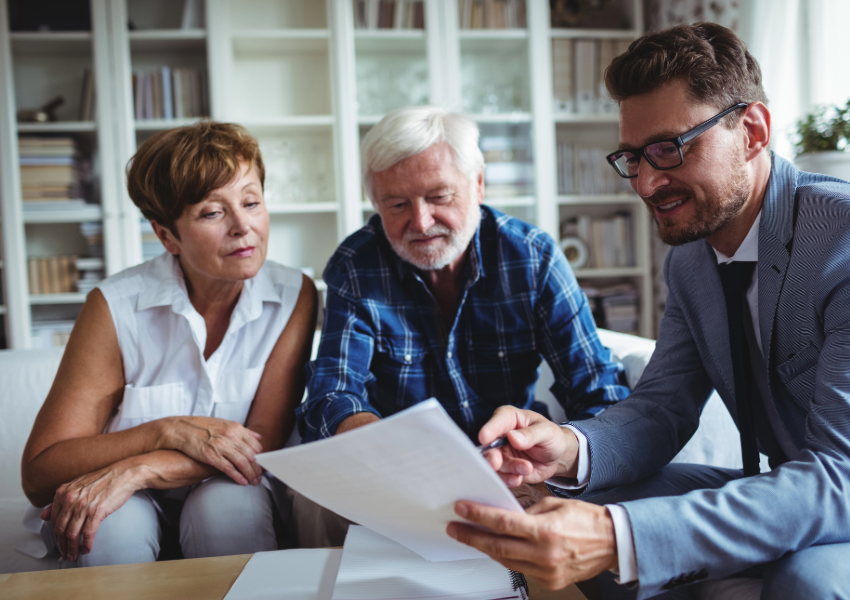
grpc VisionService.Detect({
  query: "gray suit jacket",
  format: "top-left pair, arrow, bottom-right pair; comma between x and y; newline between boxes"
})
572,155 -> 850,598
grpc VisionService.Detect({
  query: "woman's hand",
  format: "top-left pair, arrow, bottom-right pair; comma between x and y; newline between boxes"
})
40,461 -> 147,562
159,416 -> 265,485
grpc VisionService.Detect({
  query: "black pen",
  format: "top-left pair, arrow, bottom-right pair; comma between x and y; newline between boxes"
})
476,436 -> 509,453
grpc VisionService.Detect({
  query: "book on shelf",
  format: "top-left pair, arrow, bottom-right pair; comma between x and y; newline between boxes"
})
18,137 -> 94,204
480,134 -> 533,198
31,321 -> 76,349
556,142 -> 632,195
353,0 -> 425,29
582,282 -> 639,335
27,256 -> 78,295
561,212 -> 634,269
133,67 -> 208,121
554,39 -> 630,115
458,0 -> 526,29
79,67 -> 95,121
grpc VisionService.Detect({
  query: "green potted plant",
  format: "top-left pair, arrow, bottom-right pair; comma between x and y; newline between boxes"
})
793,99 -> 850,180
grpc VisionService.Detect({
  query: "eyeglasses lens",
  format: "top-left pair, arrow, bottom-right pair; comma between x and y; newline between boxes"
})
611,152 -> 639,178
645,141 -> 681,168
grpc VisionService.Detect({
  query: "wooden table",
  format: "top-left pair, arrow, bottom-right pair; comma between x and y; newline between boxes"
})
0,554 -> 588,600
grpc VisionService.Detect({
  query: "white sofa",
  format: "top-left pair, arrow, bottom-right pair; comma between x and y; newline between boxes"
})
0,330 -> 742,575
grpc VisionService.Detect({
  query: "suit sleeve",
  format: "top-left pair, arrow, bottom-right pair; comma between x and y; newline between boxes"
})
568,249 -> 715,490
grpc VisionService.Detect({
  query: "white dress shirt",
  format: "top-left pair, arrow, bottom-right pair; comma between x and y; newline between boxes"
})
548,210 -> 763,585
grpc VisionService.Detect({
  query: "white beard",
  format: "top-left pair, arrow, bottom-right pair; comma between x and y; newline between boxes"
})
390,207 -> 481,271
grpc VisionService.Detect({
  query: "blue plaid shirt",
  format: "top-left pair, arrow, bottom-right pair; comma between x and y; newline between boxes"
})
297,207 -> 629,442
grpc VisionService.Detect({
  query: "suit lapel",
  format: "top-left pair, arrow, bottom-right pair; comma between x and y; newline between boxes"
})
757,156 -> 798,371
692,240 -> 736,400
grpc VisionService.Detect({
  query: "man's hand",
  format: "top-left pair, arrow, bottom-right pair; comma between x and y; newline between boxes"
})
511,482 -> 552,509
40,460 -> 147,562
479,406 -> 579,487
159,416 -> 265,486
335,412 -> 381,435
447,497 -> 618,590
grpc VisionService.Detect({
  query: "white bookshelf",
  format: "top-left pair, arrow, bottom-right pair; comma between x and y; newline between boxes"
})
0,0 -> 653,349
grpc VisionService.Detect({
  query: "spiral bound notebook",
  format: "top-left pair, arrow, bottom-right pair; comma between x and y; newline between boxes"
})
331,526 -> 529,600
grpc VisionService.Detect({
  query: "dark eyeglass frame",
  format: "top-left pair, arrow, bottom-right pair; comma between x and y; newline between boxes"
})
606,103 -> 750,179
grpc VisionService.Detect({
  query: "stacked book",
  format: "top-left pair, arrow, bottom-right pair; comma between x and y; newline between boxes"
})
583,282 -> 639,335
557,142 -> 633,195
80,222 -> 104,258
19,137 -> 92,211
552,39 -> 631,114
140,220 -> 165,260
76,257 -> 106,296
458,0 -> 526,28
353,0 -> 425,28
133,67 -> 209,121
562,213 -> 634,269
27,256 -> 78,295
481,135 -> 533,197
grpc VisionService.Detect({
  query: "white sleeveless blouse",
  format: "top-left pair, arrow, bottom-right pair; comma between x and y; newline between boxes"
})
98,252 -> 303,433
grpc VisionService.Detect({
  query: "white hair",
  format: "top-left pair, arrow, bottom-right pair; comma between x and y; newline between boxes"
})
360,106 -> 484,202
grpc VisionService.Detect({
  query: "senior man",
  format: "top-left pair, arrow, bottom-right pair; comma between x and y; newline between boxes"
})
296,105 -> 627,464
447,23 -> 850,600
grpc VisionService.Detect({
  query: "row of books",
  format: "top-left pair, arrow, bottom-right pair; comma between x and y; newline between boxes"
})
557,142 -> 633,195
458,0 -> 527,29
26,256 -> 103,296
133,67 -> 209,121
583,283 -> 639,335
553,39 -> 630,114
19,137 -> 93,206
561,213 -> 635,269
353,0 -> 425,29
31,321 -> 75,349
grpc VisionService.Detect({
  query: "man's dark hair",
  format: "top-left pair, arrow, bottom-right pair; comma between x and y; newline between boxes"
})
605,22 -> 768,121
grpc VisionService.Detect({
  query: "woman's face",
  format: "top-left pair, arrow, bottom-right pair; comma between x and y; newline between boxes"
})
156,160 -> 269,286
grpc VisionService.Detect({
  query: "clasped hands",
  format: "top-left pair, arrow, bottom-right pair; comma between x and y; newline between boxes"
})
446,406 -> 619,590
41,416 -> 263,562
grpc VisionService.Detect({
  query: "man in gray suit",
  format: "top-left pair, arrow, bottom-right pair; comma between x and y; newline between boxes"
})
445,23 -> 850,599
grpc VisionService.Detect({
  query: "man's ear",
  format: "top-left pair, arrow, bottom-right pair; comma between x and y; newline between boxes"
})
740,102 -> 771,161
150,221 -> 181,255
475,169 -> 485,205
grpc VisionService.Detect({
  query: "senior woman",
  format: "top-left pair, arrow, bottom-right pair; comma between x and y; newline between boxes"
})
20,121 -> 317,567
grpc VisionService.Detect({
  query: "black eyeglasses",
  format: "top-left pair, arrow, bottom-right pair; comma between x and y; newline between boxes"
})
606,103 -> 749,179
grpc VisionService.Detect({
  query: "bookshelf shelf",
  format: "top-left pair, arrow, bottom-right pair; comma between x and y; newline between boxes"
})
232,36 -> 328,53
550,28 -> 640,39
486,196 -> 537,207
558,194 -> 641,205
135,118 -> 203,131
472,113 -> 533,123
355,31 -> 426,52
240,116 -> 335,130
29,293 -> 88,305
129,29 -> 206,50
554,112 -> 619,123
459,30 -> 528,40
76,257 -> 104,270
23,206 -> 103,223
10,32 -> 92,54
267,202 -> 338,214
574,267 -> 647,278
233,29 -> 329,40
17,122 -> 96,133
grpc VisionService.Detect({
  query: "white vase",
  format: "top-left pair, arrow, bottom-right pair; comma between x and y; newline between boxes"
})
794,151 -> 850,182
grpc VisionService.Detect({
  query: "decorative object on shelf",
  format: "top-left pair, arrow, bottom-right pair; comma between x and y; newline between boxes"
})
459,0 -> 526,29
550,0 -> 625,29
560,236 -> 588,269
16,96 -> 65,123
561,213 -> 634,268
181,0 -> 205,30
353,0 -> 425,29
793,99 -> 850,181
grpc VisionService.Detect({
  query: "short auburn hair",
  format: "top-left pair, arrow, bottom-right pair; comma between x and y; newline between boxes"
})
605,22 -> 768,121
127,121 -> 265,234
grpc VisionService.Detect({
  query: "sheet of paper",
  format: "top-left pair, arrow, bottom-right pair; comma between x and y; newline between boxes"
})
257,399 -> 524,561
332,526 -> 526,600
223,548 -> 343,600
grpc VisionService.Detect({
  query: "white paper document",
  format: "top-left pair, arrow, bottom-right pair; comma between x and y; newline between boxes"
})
332,526 -> 528,600
256,399 -> 524,561
223,548 -> 343,600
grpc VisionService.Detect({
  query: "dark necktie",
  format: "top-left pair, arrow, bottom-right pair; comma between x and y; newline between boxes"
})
717,261 -> 760,476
